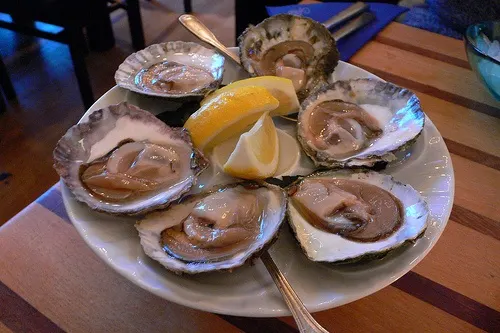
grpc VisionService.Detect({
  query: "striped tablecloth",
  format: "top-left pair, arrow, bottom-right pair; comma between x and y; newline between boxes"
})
1,23 -> 499,332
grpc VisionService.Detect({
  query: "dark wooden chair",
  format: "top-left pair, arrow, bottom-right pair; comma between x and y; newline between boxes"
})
0,0 -> 145,110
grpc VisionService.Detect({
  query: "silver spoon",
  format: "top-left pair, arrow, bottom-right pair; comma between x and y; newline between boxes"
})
179,16 -> 329,332
261,252 -> 329,333
178,14 -> 241,66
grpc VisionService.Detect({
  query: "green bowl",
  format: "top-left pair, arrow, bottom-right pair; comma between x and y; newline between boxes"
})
465,21 -> 500,100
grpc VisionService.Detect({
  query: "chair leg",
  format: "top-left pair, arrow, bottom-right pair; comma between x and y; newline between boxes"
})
0,55 -> 16,101
184,0 -> 192,13
86,0 -> 116,51
0,93 -> 6,113
67,28 -> 94,110
126,0 -> 146,51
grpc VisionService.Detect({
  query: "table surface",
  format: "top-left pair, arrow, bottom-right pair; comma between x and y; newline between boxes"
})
1,22 -> 499,333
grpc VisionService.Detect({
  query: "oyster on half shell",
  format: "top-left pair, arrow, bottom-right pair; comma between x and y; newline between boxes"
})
238,14 -> 339,101
297,79 -> 425,168
53,102 -> 208,215
287,170 -> 429,264
115,41 -> 225,100
136,181 -> 287,274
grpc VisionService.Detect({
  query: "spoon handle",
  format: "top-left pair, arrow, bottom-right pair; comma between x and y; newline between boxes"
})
178,14 -> 242,65
261,251 -> 329,333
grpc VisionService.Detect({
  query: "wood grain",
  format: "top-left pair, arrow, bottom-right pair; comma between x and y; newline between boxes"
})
0,322 -> 13,333
0,280 -> 63,333
412,221 -> 500,311
393,271 -> 500,332
351,41 -> 500,116
280,286 -> 482,333
450,204 -> 500,241
219,315 -> 298,333
445,139 -> 500,171
451,154 -> 500,222
376,22 -> 470,69
417,92 -> 500,158
0,206 -> 242,333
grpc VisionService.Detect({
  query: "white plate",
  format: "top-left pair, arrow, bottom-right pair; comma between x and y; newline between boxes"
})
62,52 -> 454,317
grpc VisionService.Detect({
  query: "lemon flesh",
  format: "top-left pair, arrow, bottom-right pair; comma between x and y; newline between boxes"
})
213,128 -> 301,177
223,112 -> 279,179
184,86 -> 279,152
201,76 -> 299,116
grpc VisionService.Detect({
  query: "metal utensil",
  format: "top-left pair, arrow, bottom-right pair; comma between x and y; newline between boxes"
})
332,12 -> 376,41
323,1 -> 369,30
178,14 -> 241,66
261,252 -> 329,333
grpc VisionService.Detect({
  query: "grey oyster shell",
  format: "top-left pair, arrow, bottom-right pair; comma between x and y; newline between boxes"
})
53,102 -> 208,215
238,14 -> 339,101
287,170 -> 429,263
115,41 -> 225,100
136,181 -> 287,274
297,79 -> 426,168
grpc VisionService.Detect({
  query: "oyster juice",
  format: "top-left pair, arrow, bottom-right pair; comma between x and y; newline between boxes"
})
136,182 -> 287,274
290,178 -> 403,242
306,100 -> 384,159
53,102 -> 207,215
81,140 -> 194,202
135,61 -> 215,94
161,186 -> 265,262
298,79 -> 426,168
114,41 -> 224,99
287,171 -> 429,263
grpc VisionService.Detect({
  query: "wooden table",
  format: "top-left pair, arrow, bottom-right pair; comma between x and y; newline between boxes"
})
1,22 -> 499,333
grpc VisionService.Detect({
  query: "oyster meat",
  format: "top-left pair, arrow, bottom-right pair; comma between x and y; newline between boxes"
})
136,182 -> 287,274
53,102 -> 208,215
238,14 -> 339,100
287,170 -> 429,263
298,79 -> 425,168
115,41 -> 225,99
135,61 -> 215,94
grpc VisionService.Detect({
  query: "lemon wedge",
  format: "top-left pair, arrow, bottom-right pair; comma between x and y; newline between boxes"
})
223,112 -> 279,179
213,128 -> 301,177
184,86 -> 279,151
201,76 -> 299,116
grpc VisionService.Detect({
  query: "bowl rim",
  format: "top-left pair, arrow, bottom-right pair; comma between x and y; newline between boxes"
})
465,21 -> 500,66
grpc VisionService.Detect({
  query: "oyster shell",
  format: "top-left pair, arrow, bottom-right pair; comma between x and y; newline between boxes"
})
53,102 -> 208,215
136,181 -> 287,274
287,170 -> 429,263
115,41 -> 225,99
238,14 -> 339,101
297,79 -> 425,168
